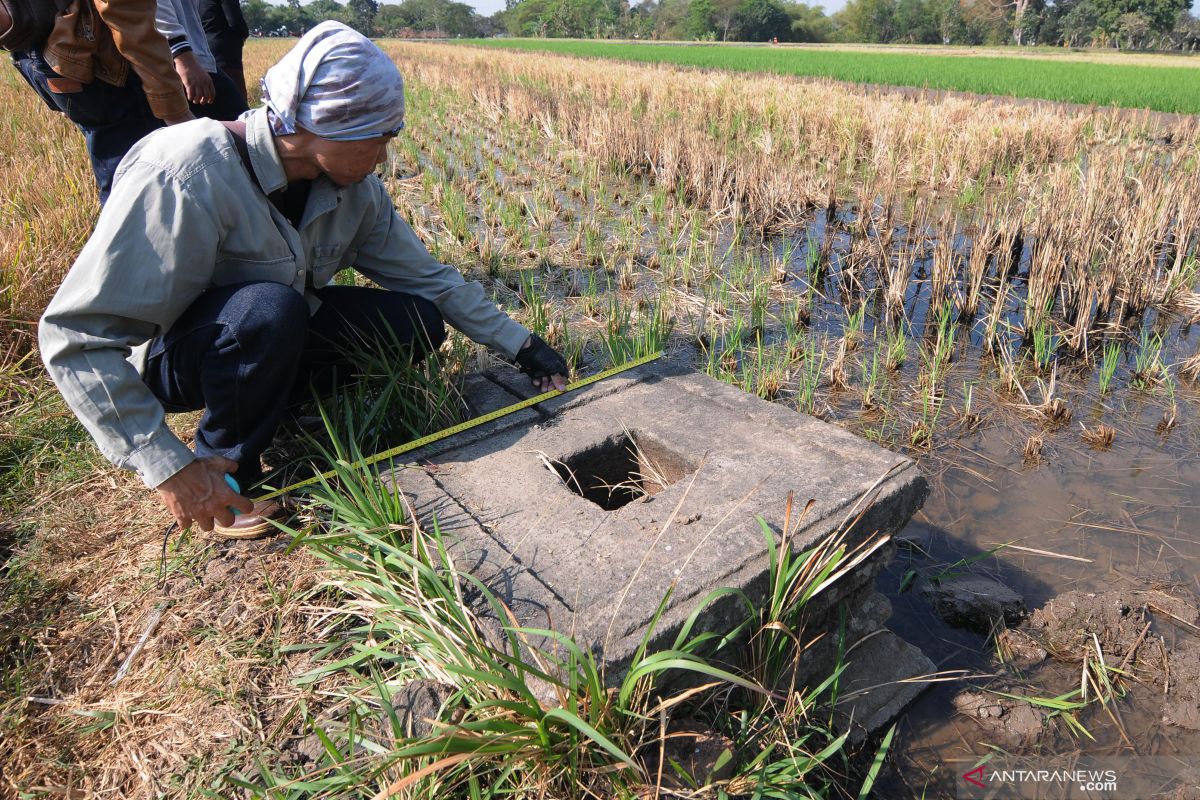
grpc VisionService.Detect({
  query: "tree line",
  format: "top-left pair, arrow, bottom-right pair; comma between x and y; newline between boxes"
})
240,0 -> 1200,50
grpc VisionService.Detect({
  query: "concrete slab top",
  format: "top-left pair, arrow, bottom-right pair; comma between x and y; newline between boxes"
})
385,361 -> 928,674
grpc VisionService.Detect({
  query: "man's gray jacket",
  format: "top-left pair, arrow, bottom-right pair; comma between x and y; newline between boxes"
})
39,108 -> 530,489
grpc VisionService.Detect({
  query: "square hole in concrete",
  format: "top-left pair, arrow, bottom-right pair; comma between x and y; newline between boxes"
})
553,432 -> 696,511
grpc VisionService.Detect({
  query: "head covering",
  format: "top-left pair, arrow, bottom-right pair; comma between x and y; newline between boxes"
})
261,21 -> 405,141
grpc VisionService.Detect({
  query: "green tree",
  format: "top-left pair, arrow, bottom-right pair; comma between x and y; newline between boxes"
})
687,0 -> 716,38
1091,0 -> 1187,35
346,0 -> 378,33
893,0 -> 937,41
731,0 -> 791,39
839,0 -> 897,41
241,0 -> 274,33
782,1 -> 831,40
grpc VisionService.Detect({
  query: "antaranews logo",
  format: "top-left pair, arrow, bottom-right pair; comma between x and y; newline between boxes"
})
961,765 -> 986,789
954,756 -> 1189,799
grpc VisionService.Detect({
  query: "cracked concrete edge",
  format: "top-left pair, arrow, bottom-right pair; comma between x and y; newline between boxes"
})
593,463 -> 929,683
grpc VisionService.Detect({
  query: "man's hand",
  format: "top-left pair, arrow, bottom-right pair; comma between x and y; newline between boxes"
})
174,52 -> 215,105
157,456 -> 253,532
516,334 -> 568,392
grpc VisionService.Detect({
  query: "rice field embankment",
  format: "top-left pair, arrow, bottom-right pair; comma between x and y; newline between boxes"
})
465,39 -> 1200,115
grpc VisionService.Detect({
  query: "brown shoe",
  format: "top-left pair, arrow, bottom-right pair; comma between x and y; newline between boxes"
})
213,498 -> 285,539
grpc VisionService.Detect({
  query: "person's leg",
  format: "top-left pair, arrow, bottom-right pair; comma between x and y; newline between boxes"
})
11,52 -> 62,111
143,282 -> 310,488
213,45 -> 248,105
297,286 -> 447,397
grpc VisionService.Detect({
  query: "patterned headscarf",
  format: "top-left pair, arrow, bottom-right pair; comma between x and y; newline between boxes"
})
261,21 -> 405,141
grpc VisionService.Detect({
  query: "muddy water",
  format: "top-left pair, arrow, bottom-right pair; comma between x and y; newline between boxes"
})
398,110 -> 1200,793
877,382 -> 1200,796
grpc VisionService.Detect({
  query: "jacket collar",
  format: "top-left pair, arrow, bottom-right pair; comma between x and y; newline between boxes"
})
245,108 -> 289,196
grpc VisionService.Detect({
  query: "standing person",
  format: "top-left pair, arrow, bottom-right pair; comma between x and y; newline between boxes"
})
7,0 -> 195,203
39,22 -> 569,538
200,0 -> 250,105
156,0 -> 247,120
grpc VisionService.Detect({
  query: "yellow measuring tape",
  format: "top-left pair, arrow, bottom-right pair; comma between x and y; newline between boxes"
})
253,350 -> 663,502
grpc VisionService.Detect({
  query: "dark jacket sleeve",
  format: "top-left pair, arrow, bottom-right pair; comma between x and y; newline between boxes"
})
223,0 -> 249,39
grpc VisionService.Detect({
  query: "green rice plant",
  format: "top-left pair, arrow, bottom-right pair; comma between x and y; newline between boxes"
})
958,380 -> 981,429
859,349 -> 882,411
650,183 -> 669,222
884,322 -> 908,372
843,304 -> 866,351
919,301 -> 956,394
499,196 -> 525,236
931,299 -> 956,366
1130,330 -> 1166,391
1098,339 -> 1121,395
601,297 -> 673,367
1030,318 -> 1059,372
702,317 -> 744,384
910,389 -> 943,449
518,270 -> 549,337
736,338 -> 789,401
749,278 -> 772,333
794,335 -> 826,417
471,39 -> 1200,115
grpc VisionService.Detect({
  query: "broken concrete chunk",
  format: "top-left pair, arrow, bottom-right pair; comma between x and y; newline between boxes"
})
952,690 -> 1046,748
923,576 -> 1026,633
394,679 -> 459,738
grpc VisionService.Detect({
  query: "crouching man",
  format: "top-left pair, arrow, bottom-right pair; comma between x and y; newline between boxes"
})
39,22 -> 567,538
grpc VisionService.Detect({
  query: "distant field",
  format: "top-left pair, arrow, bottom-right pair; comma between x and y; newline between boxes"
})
465,39 -> 1200,114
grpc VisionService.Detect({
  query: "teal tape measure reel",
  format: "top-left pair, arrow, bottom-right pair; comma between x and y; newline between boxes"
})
224,474 -> 242,516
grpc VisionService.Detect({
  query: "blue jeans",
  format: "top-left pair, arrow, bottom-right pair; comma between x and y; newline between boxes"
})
142,282 -> 447,488
11,52 -> 248,204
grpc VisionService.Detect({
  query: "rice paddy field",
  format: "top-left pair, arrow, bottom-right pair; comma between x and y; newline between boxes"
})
470,39 -> 1200,114
3,38 -> 1200,799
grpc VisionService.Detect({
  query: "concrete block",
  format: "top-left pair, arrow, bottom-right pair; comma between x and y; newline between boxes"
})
384,366 -> 930,734
833,629 -> 937,743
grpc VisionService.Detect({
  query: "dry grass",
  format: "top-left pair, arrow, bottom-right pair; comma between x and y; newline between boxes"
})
1,412 -> 340,797
1,47 -> 343,797
1080,422 -> 1116,449
0,70 -> 96,354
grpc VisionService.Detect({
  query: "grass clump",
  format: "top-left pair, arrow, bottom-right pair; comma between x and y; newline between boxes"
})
224,437 -> 894,799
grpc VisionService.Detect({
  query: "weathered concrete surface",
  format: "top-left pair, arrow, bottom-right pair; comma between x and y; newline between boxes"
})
922,576 -> 1027,633
834,630 -> 936,742
384,359 -> 931,734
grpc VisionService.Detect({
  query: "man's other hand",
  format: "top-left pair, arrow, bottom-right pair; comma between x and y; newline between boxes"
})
516,334 -> 568,392
174,52 -> 215,105
157,456 -> 253,531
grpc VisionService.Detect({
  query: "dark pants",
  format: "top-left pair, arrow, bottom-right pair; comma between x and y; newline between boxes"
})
11,52 -> 248,204
142,282 -> 447,488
